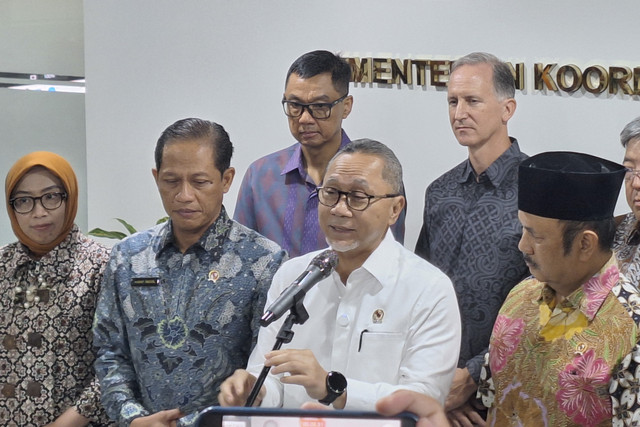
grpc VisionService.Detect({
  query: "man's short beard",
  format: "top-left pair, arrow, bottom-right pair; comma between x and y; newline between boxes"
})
326,237 -> 359,253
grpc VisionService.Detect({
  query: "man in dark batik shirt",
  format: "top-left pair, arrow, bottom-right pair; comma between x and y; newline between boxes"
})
94,118 -> 286,426
415,52 -> 529,425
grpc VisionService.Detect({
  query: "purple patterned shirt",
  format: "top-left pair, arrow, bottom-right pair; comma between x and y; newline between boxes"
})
234,131 -> 405,258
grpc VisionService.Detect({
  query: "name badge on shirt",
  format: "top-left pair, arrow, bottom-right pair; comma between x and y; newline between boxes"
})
131,277 -> 160,287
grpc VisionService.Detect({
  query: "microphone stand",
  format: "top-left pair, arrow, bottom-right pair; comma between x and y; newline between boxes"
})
245,292 -> 310,407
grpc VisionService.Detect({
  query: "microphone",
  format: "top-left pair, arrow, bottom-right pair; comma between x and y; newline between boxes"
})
260,249 -> 338,327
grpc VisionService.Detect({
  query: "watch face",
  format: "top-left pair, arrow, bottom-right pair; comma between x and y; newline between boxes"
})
327,371 -> 347,393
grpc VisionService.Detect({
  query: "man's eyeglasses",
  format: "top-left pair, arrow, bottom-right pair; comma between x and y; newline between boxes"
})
316,186 -> 400,211
10,192 -> 67,214
282,94 -> 348,120
625,168 -> 640,182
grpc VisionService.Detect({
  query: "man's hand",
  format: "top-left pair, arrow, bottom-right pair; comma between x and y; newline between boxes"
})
300,402 -> 330,410
129,409 -> 184,427
218,369 -> 265,407
265,349 -> 327,401
445,368 -> 477,411
447,402 -> 485,427
376,390 -> 449,427
305,391 -> 448,427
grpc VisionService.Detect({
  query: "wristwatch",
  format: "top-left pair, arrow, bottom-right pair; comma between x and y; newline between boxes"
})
319,371 -> 347,405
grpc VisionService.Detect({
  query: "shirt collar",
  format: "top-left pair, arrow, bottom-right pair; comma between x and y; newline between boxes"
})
358,229 -> 399,292
538,254 -> 620,321
155,205 -> 233,255
626,216 -> 640,245
457,137 -> 521,186
10,225 -> 78,278
281,129 -> 351,176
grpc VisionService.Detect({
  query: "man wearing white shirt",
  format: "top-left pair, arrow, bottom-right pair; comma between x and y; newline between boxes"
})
219,139 -> 460,410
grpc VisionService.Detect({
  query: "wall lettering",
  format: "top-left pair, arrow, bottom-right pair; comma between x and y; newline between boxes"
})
345,57 -> 640,99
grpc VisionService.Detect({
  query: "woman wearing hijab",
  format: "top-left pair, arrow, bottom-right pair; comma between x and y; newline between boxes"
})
0,152 -> 112,426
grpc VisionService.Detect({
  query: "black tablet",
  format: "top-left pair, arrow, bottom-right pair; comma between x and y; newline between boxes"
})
195,406 -> 418,427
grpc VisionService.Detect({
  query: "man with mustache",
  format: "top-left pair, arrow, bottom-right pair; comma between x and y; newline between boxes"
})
220,139 -> 460,410
478,151 -> 640,425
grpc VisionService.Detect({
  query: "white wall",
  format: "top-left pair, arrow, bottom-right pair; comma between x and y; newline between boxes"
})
84,0 -> 640,250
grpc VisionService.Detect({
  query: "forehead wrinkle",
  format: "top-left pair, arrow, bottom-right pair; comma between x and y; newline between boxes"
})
161,168 -> 209,176
324,174 -> 370,189
285,75 -> 340,103
325,155 -> 388,189
624,141 -> 640,163
159,169 -> 215,180
448,66 -> 496,97
285,91 -> 332,104
159,143 -> 218,177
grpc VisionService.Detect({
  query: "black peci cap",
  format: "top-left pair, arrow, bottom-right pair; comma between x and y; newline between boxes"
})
518,151 -> 626,221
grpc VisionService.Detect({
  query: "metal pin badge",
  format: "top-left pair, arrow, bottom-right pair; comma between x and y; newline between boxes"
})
208,270 -> 220,283
372,309 -> 384,324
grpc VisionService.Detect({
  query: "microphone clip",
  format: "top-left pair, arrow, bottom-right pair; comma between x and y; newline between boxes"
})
245,293 -> 308,407
260,249 -> 338,327
260,283 -> 310,327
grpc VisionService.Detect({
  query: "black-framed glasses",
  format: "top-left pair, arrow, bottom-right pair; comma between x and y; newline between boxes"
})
625,168 -> 640,182
10,192 -> 67,214
317,186 -> 400,211
282,94 -> 348,120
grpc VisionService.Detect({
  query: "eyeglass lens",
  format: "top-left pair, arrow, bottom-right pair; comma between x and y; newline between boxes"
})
626,170 -> 640,181
12,193 -> 65,213
318,188 -> 370,210
283,102 -> 331,119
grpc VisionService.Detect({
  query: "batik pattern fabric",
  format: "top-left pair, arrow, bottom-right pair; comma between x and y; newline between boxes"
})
233,130 -> 406,258
0,225 -> 113,426
478,255 -> 640,426
614,212 -> 640,286
415,138 -> 529,381
94,207 -> 286,426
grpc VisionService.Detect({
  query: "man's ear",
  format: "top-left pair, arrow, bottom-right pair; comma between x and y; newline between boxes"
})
152,168 -> 159,183
342,95 -> 353,119
221,167 -> 235,193
577,229 -> 599,260
387,195 -> 406,227
501,97 -> 516,124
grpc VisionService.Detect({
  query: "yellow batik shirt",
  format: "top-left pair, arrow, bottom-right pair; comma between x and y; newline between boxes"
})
478,255 -> 640,426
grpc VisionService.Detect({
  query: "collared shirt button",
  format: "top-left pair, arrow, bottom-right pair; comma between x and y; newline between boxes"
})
337,313 -> 350,327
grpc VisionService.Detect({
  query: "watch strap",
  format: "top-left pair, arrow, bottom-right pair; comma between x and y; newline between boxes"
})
319,371 -> 347,405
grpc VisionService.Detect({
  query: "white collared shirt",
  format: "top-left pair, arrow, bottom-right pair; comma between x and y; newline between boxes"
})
248,230 -> 461,409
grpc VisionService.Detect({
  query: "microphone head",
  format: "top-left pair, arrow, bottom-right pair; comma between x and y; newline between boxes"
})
311,249 -> 339,275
